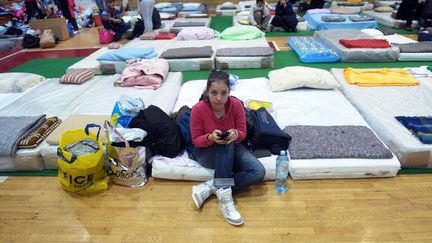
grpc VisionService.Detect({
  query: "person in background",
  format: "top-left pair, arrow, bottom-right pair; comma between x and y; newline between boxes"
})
299,0 -> 325,12
271,0 -> 298,32
190,70 -> 266,226
131,7 -> 161,38
139,0 -> 155,33
396,0 -> 425,31
249,0 -> 272,32
101,0 -> 130,41
24,0 -> 45,24
57,0 -> 79,33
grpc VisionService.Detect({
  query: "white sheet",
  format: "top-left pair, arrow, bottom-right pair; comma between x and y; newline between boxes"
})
331,68 -> 432,168
154,77 -> 400,181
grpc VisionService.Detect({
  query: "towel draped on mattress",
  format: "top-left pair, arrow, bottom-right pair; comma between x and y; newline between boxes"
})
283,125 -> 393,159
344,67 -> 419,86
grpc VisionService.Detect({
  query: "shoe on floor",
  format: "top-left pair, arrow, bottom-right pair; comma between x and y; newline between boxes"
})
192,180 -> 215,209
216,187 -> 244,226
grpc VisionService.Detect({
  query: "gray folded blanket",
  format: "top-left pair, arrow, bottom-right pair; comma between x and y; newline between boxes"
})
349,16 -> 375,22
0,115 -> 47,156
220,6 -> 237,10
160,46 -> 213,59
173,21 -> 206,27
216,47 -> 274,57
321,15 -> 346,22
396,41 -> 432,53
283,125 -> 393,159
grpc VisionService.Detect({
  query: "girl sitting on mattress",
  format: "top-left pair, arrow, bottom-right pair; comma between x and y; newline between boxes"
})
190,70 -> 265,226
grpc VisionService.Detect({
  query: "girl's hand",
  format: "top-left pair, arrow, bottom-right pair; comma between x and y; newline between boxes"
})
209,130 -> 227,145
225,129 -> 238,144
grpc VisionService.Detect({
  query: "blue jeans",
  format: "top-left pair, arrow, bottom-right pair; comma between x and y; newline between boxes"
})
192,143 -> 266,193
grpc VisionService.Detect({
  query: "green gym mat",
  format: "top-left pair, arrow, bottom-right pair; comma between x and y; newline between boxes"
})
7,57 -> 84,78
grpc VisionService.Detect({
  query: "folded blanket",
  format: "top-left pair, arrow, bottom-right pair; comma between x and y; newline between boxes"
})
120,59 -> 169,89
396,42 -> 432,53
160,46 -> 213,59
321,15 -> 346,22
339,39 -> 390,48
349,16 -> 375,22
18,117 -> 61,149
344,67 -> 419,86
0,115 -> 46,156
396,116 -> 432,144
173,21 -> 206,27
220,5 -> 237,10
97,47 -> 157,61
283,125 -> 393,159
216,47 -> 273,57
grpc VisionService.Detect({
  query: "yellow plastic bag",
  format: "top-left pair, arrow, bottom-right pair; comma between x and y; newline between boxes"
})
57,124 -> 108,193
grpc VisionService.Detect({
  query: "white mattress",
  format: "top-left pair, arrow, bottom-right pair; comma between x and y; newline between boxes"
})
377,34 -> 432,61
214,38 -> 274,69
270,87 -> 400,179
153,77 -> 400,181
163,17 -> 212,33
216,4 -> 240,16
363,10 -> 418,28
238,1 -> 255,11
154,77 -> 276,181
0,76 -> 114,117
71,72 -> 182,115
67,47 -> 112,74
39,73 -> 182,169
162,40 -> 217,71
331,68 -> 432,168
331,1 -> 368,13
315,29 -> 400,62
0,144 -> 44,172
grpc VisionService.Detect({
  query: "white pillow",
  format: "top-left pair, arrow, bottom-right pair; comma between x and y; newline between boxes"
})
0,72 -> 46,93
361,28 -> 384,37
268,66 -> 339,92
222,2 -> 234,7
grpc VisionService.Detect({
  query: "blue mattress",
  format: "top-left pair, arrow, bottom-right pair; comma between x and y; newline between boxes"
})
287,37 -> 340,63
304,13 -> 378,30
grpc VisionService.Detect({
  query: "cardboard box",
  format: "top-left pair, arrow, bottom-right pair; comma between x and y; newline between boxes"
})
29,18 -> 70,41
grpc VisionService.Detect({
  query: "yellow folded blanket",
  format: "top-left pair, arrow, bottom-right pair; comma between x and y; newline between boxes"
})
344,67 -> 419,86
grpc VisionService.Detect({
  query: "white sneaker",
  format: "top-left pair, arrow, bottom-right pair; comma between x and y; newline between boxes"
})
216,187 -> 244,226
192,180 -> 215,209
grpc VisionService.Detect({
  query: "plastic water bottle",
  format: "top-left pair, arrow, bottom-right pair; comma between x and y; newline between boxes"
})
274,150 -> 289,193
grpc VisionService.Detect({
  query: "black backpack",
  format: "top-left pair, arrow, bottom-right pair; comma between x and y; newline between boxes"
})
249,108 -> 292,155
23,34 -> 40,48
129,105 -> 184,158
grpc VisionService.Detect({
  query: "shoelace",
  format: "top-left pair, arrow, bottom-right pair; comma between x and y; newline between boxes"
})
220,197 -> 237,214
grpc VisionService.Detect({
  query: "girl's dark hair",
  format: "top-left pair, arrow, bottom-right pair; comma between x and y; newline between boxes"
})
257,0 -> 265,3
200,69 -> 230,101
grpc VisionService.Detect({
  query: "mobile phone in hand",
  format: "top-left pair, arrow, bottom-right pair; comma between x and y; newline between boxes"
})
219,132 -> 229,140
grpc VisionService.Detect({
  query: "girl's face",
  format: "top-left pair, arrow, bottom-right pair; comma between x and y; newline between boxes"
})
280,0 -> 286,5
208,81 -> 230,109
